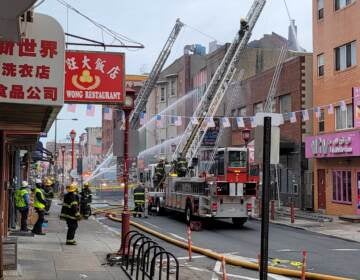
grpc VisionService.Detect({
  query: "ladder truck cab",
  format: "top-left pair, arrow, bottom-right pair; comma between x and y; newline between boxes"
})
164,147 -> 258,226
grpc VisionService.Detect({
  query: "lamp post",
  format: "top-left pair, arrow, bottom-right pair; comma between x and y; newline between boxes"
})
61,145 -> 66,193
241,128 -> 251,181
119,93 -> 135,256
69,129 -> 76,171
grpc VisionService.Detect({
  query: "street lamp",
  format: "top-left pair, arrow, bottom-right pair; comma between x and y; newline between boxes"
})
69,129 -> 76,171
241,128 -> 251,180
61,145 -> 66,193
119,91 -> 135,256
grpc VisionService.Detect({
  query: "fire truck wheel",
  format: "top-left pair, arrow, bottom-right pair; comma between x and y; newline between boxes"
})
185,204 -> 192,225
232,217 -> 247,228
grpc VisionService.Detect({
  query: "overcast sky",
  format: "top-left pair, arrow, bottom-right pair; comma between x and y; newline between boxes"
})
38,0 -> 313,146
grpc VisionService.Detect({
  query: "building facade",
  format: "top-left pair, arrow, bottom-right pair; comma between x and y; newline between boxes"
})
307,0 -> 360,215
83,127 -> 102,173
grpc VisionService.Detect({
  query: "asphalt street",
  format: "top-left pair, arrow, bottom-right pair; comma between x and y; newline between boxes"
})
95,210 -> 360,280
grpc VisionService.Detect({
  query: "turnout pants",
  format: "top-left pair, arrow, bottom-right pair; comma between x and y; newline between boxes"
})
19,208 -> 29,231
66,219 -> 78,241
32,209 -> 45,234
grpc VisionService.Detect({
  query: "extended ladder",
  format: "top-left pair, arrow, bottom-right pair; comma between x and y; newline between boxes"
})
172,0 -> 266,164
129,19 -> 184,128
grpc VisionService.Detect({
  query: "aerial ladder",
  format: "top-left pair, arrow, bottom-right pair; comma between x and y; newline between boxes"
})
172,0 -> 267,170
129,19 -> 184,128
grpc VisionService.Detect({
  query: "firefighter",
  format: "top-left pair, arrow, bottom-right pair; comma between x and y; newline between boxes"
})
15,181 -> 30,231
133,183 -> 145,218
32,180 -> 47,235
175,153 -> 188,177
80,182 -> 92,219
153,159 -> 166,189
43,178 -> 54,215
60,183 -> 81,245
239,18 -> 249,37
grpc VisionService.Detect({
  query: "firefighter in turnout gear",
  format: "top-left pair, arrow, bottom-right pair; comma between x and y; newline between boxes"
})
32,181 -> 47,235
60,183 -> 81,245
43,178 -> 54,215
153,159 -> 166,189
175,153 -> 188,177
80,182 -> 92,219
15,181 -> 30,231
133,183 -> 145,217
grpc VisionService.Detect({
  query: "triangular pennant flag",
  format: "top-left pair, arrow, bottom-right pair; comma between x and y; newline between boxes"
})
139,112 -> 146,125
175,116 -> 182,126
340,100 -> 347,112
236,117 -> 244,128
86,104 -> 95,117
156,114 -> 163,128
205,117 -> 215,128
67,104 -> 76,113
250,117 -> 256,128
191,117 -> 199,125
328,104 -> 334,114
302,110 -> 309,121
290,112 -> 297,123
221,117 -> 231,128
314,107 -> 320,119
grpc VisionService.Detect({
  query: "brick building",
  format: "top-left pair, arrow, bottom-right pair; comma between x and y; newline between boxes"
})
230,55 -> 313,208
305,0 -> 360,215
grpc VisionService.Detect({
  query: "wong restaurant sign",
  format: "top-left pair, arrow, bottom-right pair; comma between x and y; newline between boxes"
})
305,131 -> 360,158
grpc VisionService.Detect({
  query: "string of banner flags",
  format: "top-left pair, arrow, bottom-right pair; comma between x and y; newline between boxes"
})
66,95 -> 353,128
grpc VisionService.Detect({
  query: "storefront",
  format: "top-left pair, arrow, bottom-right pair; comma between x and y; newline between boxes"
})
305,131 -> 360,216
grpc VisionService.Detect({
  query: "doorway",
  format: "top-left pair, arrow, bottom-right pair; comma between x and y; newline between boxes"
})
356,172 -> 360,215
317,169 -> 326,210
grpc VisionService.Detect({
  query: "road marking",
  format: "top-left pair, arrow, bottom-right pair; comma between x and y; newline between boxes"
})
187,266 -> 209,272
276,249 -> 297,252
269,274 -> 293,280
169,233 -> 187,242
177,255 -> 206,260
330,248 -> 360,251
211,260 -> 222,280
141,220 -> 161,229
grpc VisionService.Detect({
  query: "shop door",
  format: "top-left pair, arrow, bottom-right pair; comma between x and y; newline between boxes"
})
317,169 -> 326,210
356,172 -> 360,215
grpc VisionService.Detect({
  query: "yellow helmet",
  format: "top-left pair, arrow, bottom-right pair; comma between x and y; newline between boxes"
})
84,182 -> 90,188
45,179 -> 53,186
66,183 -> 78,193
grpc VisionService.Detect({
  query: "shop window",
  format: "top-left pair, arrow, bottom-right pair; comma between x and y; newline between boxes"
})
332,170 -> 352,203
319,109 -> 325,132
335,41 -> 356,71
318,0 -> 324,19
335,104 -> 353,130
334,0 -> 353,11
317,53 -> 324,76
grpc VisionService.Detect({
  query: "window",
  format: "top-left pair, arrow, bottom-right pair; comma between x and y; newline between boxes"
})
228,151 -> 247,168
332,170 -> 352,203
160,87 -> 166,102
238,107 -> 247,117
317,53 -> 325,76
335,104 -> 353,129
319,109 -> 325,132
335,0 -> 353,11
270,99 -> 276,113
318,0 -> 324,19
254,102 -> 263,114
170,80 -> 176,96
335,41 -> 356,71
280,94 -> 292,113
170,109 -> 176,125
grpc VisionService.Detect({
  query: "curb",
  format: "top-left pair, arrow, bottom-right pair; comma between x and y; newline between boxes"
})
107,213 -> 352,280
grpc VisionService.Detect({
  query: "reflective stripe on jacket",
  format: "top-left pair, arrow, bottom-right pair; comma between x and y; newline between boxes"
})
34,187 -> 46,209
60,192 -> 81,220
15,188 -> 29,208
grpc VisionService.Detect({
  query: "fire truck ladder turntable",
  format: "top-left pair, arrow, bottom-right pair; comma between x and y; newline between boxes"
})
172,0 -> 267,169
129,19 -> 184,128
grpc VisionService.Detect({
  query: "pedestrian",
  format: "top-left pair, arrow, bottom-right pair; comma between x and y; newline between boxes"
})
15,181 -> 30,232
31,180 -> 47,235
80,182 -> 92,219
60,183 -> 81,245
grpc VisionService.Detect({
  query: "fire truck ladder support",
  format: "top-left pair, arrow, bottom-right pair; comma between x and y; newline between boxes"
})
129,19 -> 184,128
172,0 -> 267,166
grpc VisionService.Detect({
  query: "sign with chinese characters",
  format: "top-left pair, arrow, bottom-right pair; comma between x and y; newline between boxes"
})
64,51 -> 125,104
353,87 -> 360,128
305,131 -> 360,158
0,14 -> 64,106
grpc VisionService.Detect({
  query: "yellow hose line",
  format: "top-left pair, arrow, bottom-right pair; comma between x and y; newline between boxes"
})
107,214 -> 352,280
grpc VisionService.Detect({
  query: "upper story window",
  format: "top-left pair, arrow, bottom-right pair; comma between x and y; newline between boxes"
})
160,86 -> 166,102
280,94 -> 292,114
238,107 -> 247,116
335,104 -> 353,130
317,53 -> 325,76
170,80 -> 176,96
334,0 -> 353,11
254,102 -> 263,114
335,41 -> 356,71
318,0 -> 324,19
319,109 -> 325,132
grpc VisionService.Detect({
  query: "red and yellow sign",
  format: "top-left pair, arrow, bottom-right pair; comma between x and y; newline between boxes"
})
64,51 -> 125,104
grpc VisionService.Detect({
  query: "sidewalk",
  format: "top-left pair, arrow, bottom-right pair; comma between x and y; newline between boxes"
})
267,213 -> 360,243
4,201 -> 128,280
